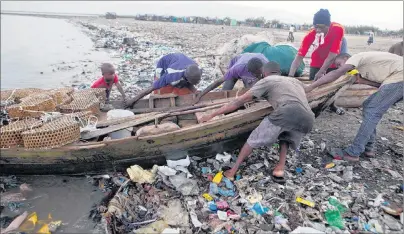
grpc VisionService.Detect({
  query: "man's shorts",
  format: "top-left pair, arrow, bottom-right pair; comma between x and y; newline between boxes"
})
247,117 -> 305,150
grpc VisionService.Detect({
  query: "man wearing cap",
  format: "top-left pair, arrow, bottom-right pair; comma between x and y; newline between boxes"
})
126,53 -> 202,108
289,9 -> 346,114
305,52 -> 403,162
194,53 -> 268,103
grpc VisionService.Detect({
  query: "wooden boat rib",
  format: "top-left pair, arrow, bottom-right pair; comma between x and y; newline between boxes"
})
0,76 -> 373,175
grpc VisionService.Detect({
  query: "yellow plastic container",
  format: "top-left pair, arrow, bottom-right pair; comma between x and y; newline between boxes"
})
212,171 -> 223,184
296,197 -> 315,207
203,193 -> 214,201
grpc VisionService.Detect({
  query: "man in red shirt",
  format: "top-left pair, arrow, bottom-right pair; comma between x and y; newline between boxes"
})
91,63 -> 126,104
289,9 -> 345,114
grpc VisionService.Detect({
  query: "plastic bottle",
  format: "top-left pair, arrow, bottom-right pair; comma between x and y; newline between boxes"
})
212,171 -> 223,184
325,209 -> 344,229
252,202 -> 269,215
328,197 -> 348,213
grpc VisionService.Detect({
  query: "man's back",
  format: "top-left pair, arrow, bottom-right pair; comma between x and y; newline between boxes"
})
345,51 -> 403,85
250,76 -> 311,111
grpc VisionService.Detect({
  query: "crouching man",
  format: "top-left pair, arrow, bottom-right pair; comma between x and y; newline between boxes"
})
126,53 -> 202,108
305,52 -> 403,161
199,62 -> 315,183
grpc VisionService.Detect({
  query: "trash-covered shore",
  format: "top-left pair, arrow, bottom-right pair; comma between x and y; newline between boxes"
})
91,100 -> 401,234
94,113 -> 403,234
72,18 -> 290,101
86,104 -> 402,234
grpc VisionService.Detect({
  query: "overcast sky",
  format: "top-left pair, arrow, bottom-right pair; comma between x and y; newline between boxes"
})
1,1 -> 403,30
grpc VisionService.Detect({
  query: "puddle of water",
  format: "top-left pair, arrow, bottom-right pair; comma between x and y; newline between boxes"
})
1,175 -> 106,233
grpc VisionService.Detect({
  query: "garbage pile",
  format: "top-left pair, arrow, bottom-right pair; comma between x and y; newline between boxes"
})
98,143 -> 403,234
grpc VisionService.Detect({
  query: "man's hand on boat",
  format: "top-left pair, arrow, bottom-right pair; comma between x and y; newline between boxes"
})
304,84 -> 315,93
199,114 -> 214,123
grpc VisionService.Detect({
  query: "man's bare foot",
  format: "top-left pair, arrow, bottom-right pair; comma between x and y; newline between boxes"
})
224,169 -> 236,181
272,164 -> 285,178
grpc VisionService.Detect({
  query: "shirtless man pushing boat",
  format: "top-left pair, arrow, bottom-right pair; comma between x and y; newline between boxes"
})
199,62 -> 315,183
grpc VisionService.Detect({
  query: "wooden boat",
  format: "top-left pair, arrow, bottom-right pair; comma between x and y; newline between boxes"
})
0,76 -> 357,175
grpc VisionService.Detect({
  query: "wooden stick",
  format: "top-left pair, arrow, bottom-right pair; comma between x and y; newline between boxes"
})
80,113 -> 168,140
96,112 -> 159,128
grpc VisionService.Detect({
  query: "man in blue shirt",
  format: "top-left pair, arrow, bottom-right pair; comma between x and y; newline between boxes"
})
194,53 -> 268,104
126,53 -> 202,108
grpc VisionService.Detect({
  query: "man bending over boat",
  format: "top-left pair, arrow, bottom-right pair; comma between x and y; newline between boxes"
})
126,53 -> 202,108
305,52 -> 403,161
91,63 -> 126,104
199,61 -> 315,183
194,53 -> 268,104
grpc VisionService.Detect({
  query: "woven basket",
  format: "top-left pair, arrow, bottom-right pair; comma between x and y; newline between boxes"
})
1,88 -> 44,102
72,88 -> 106,103
59,92 -> 100,115
49,87 -> 74,95
1,90 -> 14,102
0,119 -> 42,148
22,116 -> 80,149
6,94 -> 57,119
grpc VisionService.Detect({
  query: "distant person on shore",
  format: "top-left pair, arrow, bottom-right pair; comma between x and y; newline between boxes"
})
304,52 -> 403,161
126,53 -> 202,108
367,30 -> 375,45
288,8 -> 346,115
194,53 -> 268,103
199,61 -> 315,183
288,25 -> 295,42
91,63 -> 126,104
388,41 -> 403,56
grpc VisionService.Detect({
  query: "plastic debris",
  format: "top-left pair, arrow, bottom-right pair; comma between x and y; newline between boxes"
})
295,167 -> 303,174
216,200 -> 230,210
127,165 -> 158,184
158,166 -> 177,176
325,162 -> 335,169
202,193 -> 214,201
252,202 -> 269,215
328,197 -> 348,213
212,171 -> 223,184
167,156 -> 191,168
161,200 -> 189,227
169,174 -> 199,196
222,177 -> 234,189
291,226 -> 325,234
217,210 -> 228,221
325,209 -> 344,229
189,211 -> 202,228
215,152 -> 232,163
201,167 -> 212,174
296,197 -> 315,208
342,166 -> 353,182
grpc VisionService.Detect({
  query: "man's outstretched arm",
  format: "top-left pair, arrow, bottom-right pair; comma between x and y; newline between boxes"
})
125,86 -> 155,109
199,91 -> 254,123
305,64 -> 354,93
